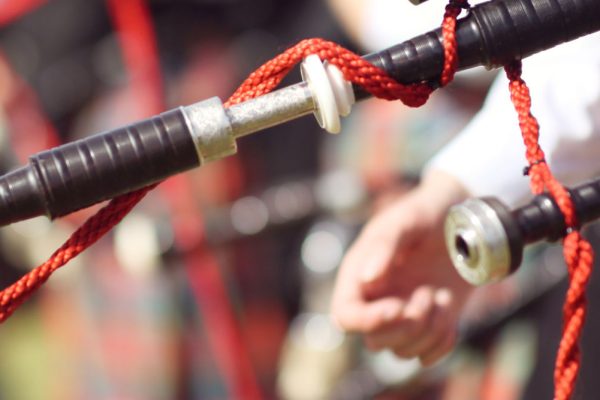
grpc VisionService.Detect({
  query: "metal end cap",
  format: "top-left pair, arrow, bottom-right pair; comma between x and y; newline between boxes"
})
444,198 -> 512,285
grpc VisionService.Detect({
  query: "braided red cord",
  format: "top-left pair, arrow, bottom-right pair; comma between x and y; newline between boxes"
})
0,4 -> 467,321
440,0 -> 466,87
505,61 -> 593,400
225,38 -> 434,108
0,184 -> 155,321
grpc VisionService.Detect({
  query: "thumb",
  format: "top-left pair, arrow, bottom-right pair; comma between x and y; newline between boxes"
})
351,195 -> 422,295
360,244 -> 394,282
359,241 -> 399,294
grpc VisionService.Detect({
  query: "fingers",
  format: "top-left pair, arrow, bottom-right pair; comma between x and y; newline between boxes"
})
392,289 -> 453,361
420,327 -> 457,366
359,246 -> 396,285
363,288 -> 458,366
330,187 -> 466,366
331,225 -> 401,330
363,286 -> 435,350
333,295 -> 404,333
350,200 -> 416,284
419,289 -> 458,366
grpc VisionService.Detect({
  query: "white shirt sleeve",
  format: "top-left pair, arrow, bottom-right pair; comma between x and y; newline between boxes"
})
425,32 -> 600,207
360,0 -> 490,80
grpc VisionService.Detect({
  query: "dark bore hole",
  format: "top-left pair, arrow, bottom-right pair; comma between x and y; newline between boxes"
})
455,234 -> 471,262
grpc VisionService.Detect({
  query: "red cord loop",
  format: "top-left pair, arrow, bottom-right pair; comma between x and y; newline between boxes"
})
225,38 -> 434,108
440,0 -> 469,86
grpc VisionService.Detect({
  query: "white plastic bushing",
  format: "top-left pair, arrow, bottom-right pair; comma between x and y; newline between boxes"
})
301,54 -> 355,134
324,61 -> 355,117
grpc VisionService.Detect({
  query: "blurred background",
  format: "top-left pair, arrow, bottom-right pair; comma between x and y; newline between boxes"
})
0,0 -> 597,399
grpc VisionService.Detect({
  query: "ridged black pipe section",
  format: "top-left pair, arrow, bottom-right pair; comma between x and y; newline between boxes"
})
569,179 -> 600,228
508,177 -> 600,246
356,0 -> 600,100
0,108 -> 199,226
513,194 -> 565,243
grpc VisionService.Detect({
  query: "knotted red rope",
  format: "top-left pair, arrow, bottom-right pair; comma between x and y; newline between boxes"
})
505,61 -> 592,400
225,38 -> 432,108
0,0 -> 469,323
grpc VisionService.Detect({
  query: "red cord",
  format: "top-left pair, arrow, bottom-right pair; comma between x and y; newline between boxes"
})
0,184 -> 154,321
0,3 -> 467,321
505,61 -> 593,400
0,51 -> 61,161
225,38 -> 432,108
440,0 -> 466,87
106,0 -> 164,116
0,0 -> 46,26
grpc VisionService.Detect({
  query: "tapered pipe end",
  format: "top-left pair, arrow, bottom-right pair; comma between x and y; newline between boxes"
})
444,197 -> 523,285
0,166 -> 46,227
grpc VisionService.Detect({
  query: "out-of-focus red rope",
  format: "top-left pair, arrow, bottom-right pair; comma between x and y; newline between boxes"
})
106,0 -> 164,116
0,2 -> 467,321
108,2 -> 265,398
0,0 -> 46,26
505,61 -> 593,400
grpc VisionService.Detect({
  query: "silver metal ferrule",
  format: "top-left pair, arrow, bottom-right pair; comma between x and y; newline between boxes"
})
444,198 -> 512,285
183,97 -> 237,164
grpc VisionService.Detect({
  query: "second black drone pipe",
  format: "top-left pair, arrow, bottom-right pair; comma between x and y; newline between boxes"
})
445,177 -> 600,285
512,179 -> 600,245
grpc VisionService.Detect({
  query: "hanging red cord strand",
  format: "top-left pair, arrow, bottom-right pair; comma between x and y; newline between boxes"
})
0,0 -> 62,159
0,2 -> 467,321
505,61 -> 593,400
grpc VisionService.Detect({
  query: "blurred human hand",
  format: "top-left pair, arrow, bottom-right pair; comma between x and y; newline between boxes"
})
331,170 -> 473,366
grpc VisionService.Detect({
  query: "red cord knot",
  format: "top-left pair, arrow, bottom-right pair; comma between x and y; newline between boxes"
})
504,60 -> 523,81
522,158 -> 546,176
